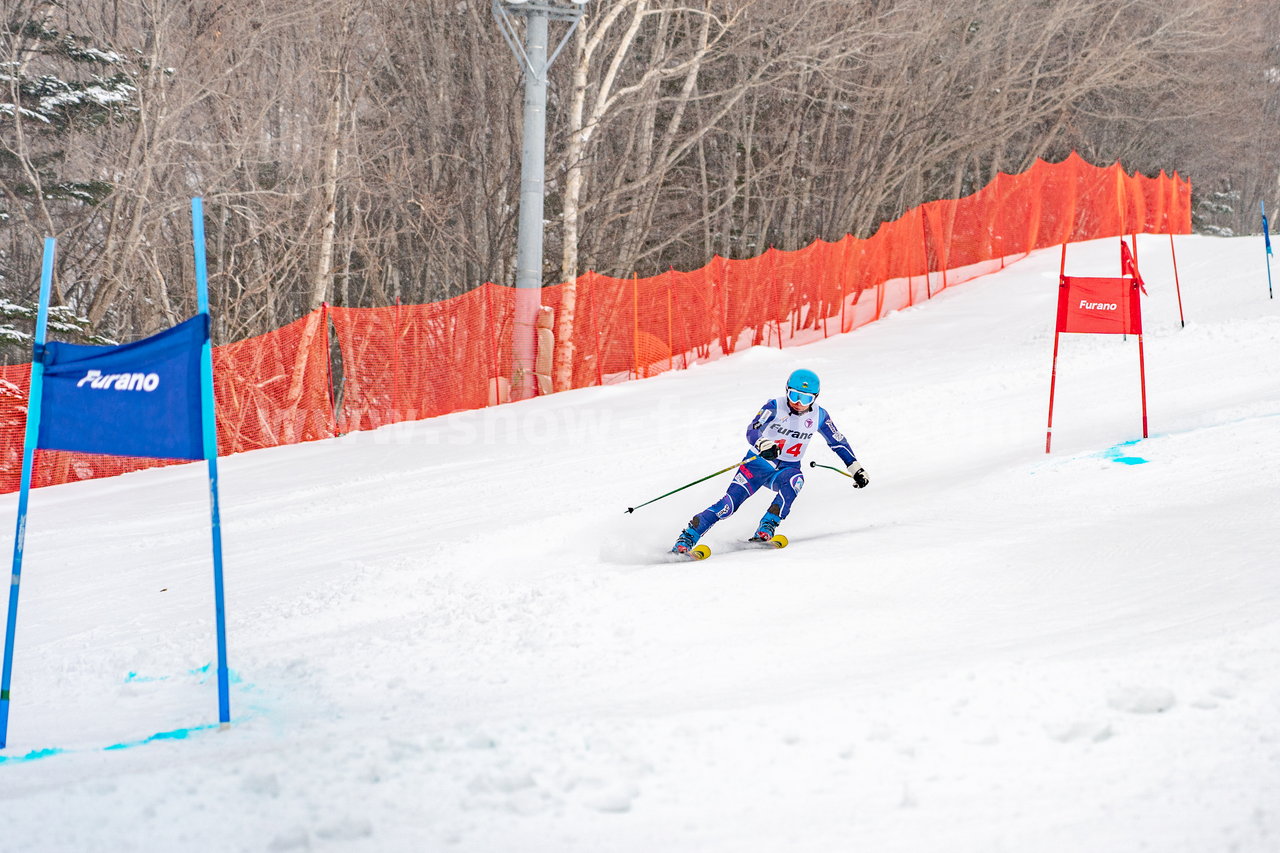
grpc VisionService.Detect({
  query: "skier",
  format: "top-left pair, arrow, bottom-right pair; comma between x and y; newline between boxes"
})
671,368 -> 868,554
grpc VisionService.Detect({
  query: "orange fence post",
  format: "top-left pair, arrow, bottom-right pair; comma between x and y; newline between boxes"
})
840,236 -> 850,332
670,277 -> 680,371
392,298 -> 400,423
920,206 -> 931,302
322,302 -> 336,429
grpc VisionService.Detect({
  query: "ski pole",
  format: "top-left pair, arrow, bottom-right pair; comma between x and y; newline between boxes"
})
624,455 -> 759,514
808,460 -> 852,478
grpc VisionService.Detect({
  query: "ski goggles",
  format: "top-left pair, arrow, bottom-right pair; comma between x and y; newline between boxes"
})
786,387 -> 817,407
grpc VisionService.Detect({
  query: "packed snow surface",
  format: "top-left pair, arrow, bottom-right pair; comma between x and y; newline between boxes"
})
1,235 -> 1278,852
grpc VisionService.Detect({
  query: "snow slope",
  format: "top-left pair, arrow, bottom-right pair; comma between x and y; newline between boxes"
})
1,235 -> 1278,853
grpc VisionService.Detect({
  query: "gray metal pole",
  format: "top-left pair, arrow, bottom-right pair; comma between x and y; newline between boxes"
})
494,0 -> 582,401
513,9 -> 549,400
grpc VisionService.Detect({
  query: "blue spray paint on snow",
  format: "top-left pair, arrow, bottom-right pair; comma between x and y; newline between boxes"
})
190,662 -> 243,685
1035,411 -> 1280,475
1,721 -> 225,764
124,670 -> 168,683
104,723 -> 219,751
111,665 -> 254,751
126,664 -> 244,686
1099,438 -> 1148,465
3,720 -> 233,764
1,664 -> 256,764
0,747 -> 65,765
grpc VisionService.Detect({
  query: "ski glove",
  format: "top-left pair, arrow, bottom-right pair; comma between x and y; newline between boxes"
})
754,437 -> 781,460
848,464 -> 869,488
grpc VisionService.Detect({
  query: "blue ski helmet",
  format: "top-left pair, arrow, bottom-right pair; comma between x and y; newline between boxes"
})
786,368 -> 820,397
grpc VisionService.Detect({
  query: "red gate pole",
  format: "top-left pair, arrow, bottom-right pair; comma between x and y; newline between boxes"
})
1046,243 -> 1069,453
1137,332 -> 1149,438
1169,233 -> 1185,328
1045,330 -> 1063,454
1130,269 -> 1149,439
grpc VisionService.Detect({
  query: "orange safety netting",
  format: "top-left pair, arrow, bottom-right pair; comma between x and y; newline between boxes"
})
0,153 -> 1189,494
521,152 -> 1190,386
329,286 -> 512,433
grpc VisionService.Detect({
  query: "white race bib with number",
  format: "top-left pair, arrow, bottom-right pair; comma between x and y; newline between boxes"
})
759,397 -> 821,462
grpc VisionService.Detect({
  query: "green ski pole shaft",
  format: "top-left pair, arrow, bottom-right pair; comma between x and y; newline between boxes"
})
625,455 -> 760,514
808,460 -> 852,478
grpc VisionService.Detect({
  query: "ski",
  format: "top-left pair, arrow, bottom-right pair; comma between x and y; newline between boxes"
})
669,543 -> 712,561
669,534 -> 787,561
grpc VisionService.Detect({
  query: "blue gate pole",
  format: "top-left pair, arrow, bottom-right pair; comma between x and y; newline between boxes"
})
0,238 -> 56,749
192,199 -> 231,729
1262,201 -> 1273,300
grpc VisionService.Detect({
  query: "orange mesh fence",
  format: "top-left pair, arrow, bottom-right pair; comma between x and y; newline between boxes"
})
0,153 -> 1189,493
212,308 -> 336,449
329,284 -> 514,430
549,153 -> 1187,387
0,308 -> 335,494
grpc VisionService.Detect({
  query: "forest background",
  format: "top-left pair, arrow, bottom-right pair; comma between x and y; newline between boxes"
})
2,0 -> 1278,360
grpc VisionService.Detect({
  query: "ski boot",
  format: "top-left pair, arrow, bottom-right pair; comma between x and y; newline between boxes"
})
671,516 -> 710,558
751,511 -> 782,542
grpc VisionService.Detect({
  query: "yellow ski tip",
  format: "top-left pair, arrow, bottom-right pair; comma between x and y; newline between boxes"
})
691,544 -> 712,560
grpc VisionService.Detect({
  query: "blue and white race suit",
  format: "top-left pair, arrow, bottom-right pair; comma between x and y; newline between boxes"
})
687,397 -> 859,534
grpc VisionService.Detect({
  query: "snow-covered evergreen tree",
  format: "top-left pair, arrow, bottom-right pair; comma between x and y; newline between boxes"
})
1,10 -> 137,208
1,6 -> 138,360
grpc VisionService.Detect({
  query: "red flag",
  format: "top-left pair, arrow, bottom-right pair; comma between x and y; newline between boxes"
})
1120,240 -> 1147,294
1056,276 -> 1142,335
